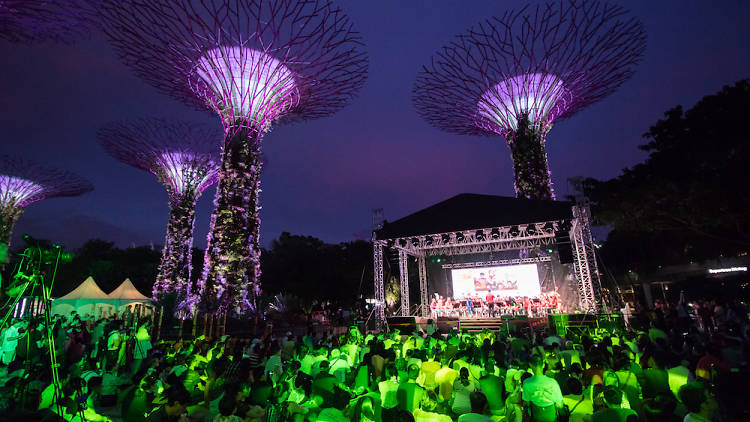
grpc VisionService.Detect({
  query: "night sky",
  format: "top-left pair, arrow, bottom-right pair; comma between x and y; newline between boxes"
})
1,1 -> 749,250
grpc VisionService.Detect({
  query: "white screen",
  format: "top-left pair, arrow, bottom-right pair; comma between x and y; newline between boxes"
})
451,264 -> 541,298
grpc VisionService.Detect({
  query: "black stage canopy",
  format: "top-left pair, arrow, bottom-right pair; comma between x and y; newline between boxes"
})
376,193 -> 573,239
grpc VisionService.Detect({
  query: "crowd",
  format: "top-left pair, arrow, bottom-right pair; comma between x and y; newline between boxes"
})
0,296 -> 747,422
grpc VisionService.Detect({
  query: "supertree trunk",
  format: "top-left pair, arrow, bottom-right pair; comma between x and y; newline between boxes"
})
507,117 -> 554,200
153,193 -> 198,300
200,125 -> 263,314
0,205 -> 23,247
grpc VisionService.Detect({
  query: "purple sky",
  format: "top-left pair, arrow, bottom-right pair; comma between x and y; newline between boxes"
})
1,1 -> 749,250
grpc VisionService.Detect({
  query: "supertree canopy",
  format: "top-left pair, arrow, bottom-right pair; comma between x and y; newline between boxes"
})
0,155 -> 92,246
0,0 -> 91,43
413,1 -> 646,200
98,118 -> 221,301
98,0 -> 368,314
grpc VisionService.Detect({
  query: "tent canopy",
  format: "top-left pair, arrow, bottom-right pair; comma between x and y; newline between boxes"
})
108,278 -> 150,300
52,276 -> 153,317
57,276 -> 109,300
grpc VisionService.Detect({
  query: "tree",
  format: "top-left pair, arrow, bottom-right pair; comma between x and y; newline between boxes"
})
259,232 -> 373,307
581,80 -> 750,271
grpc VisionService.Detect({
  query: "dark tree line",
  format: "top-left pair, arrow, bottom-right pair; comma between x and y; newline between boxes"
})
578,79 -> 750,272
2,233 -> 373,306
259,232 -> 373,306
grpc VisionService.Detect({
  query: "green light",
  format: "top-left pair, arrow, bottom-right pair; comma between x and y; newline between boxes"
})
547,248 -> 553,253
436,258 -> 441,263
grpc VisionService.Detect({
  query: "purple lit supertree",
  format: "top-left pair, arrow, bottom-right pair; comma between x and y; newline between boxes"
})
0,154 -> 92,246
413,1 -> 646,200
98,119 -> 221,302
0,0 -> 90,43
98,0 -> 367,314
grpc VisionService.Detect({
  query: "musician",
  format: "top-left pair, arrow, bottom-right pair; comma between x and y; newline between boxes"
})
486,291 -> 495,315
465,294 -> 474,316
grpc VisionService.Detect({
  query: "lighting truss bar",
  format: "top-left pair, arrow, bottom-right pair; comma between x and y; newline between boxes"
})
378,220 -> 564,255
423,237 -> 554,257
441,255 -> 551,269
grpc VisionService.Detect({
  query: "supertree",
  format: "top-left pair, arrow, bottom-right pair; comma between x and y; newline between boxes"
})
97,0 -> 367,314
0,0 -> 91,43
0,154 -> 93,246
413,1 -> 646,200
98,118 -> 221,301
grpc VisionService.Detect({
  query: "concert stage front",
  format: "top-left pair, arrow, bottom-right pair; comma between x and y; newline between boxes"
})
386,315 -> 548,334
372,193 -> 603,329
386,313 -> 623,335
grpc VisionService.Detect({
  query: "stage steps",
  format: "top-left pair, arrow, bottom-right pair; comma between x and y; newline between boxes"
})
457,317 -> 547,333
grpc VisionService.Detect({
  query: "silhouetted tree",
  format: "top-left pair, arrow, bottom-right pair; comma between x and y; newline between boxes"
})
580,80 -> 750,271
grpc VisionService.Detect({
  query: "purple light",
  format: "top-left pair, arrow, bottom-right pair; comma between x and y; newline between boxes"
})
98,119 -> 221,301
0,176 -> 45,207
0,154 -> 92,246
195,47 -> 299,129
156,151 -> 219,198
477,73 -> 570,135
98,0 -> 368,315
413,2 -> 646,200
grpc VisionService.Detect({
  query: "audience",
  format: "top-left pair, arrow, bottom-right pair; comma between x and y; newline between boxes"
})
0,296 -> 747,421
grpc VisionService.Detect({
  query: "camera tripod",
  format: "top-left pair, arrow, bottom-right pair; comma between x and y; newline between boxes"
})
0,246 -> 69,418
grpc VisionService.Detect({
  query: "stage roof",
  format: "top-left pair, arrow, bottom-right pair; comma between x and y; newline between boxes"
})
376,193 -> 573,239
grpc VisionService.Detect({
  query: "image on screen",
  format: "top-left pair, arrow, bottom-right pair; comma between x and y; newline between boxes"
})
451,264 -> 541,298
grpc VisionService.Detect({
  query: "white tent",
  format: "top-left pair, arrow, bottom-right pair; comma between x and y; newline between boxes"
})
51,276 -> 117,318
108,278 -> 154,314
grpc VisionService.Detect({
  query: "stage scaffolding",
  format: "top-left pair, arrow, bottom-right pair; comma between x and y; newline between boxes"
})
372,202 -> 601,328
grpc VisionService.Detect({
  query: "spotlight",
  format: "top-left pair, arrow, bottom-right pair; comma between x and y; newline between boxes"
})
399,239 -> 407,247
386,239 -> 395,248
425,236 -> 434,245
476,230 -> 485,240
527,225 -> 536,235
509,225 -> 520,236
455,232 -> 464,242
490,228 -> 500,239
411,237 -> 420,246
441,234 -> 450,244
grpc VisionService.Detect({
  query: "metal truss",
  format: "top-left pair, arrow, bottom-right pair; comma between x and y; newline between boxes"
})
384,220 -> 563,255
571,203 -> 600,312
372,215 -> 602,324
372,241 -> 385,329
441,256 -> 551,269
398,250 -> 410,316
418,255 -> 428,317
425,237 -> 554,256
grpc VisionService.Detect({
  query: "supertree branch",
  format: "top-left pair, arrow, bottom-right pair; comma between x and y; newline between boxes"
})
98,118 -> 221,300
98,0 -> 368,315
0,0 -> 91,43
413,1 -> 646,199
0,154 -> 93,245
98,0 -> 368,134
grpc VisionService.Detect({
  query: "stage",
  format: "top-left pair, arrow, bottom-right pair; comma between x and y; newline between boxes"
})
386,312 -> 623,335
